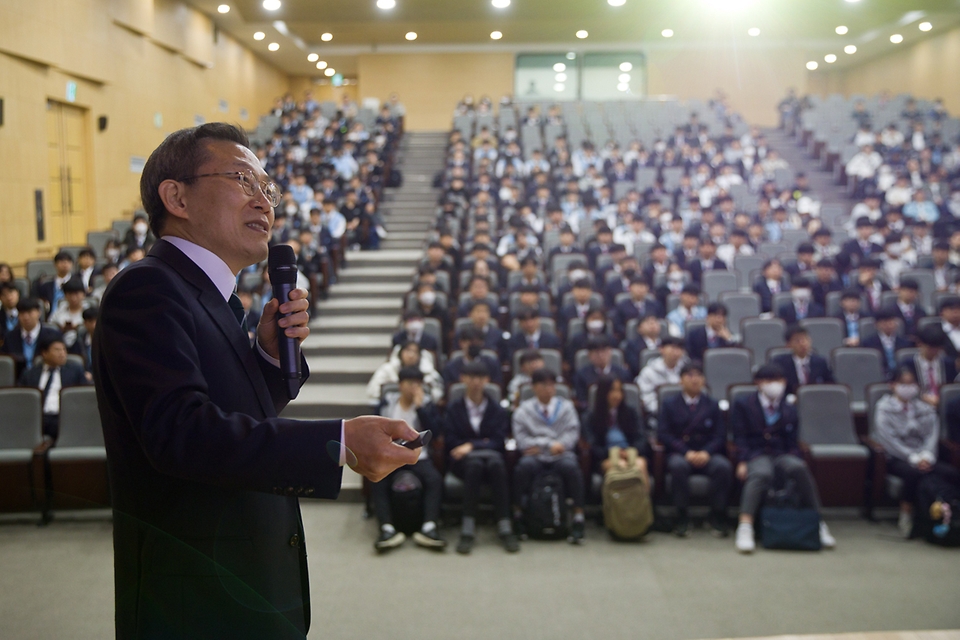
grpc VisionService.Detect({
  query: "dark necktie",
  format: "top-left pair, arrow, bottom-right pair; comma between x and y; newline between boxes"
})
228,293 -> 248,333
42,367 -> 58,411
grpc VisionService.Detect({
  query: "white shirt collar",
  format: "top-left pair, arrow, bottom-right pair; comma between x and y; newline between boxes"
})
162,236 -> 239,302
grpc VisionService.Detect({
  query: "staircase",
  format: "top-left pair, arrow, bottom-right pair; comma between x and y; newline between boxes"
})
764,127 -> 855,215
281,131 -> 448,492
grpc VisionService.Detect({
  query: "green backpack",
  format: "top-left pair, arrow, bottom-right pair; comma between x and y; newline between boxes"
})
601,446 -> 653,540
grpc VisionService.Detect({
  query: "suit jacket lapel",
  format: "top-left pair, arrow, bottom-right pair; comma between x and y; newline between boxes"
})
149,240 -> 275,418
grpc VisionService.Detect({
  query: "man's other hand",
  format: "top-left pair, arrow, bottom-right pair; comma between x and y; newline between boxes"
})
258,287 -> 311,361
343,416 -> 421,482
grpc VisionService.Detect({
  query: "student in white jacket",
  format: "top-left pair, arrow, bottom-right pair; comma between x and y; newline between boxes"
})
366,341 -> 443,405
637,337 -> 688,418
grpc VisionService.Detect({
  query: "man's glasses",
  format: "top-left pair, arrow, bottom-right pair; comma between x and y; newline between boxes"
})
180,169 -> 282,208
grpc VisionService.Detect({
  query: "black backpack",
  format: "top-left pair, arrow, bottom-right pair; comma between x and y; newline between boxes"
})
525,471 -> 568,540
918,473 -> 960,547
389,471 -> 423,535
386,169 -> 403,188
759,480 -> 821,551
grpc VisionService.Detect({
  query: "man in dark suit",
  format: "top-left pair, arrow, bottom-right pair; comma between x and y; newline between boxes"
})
687,238 -> 727,286
572,335 -> 631,410
622,314 -> 663,379
811,259 -> 842,309
771,324 -> 834,395
35,251 -> 75,315
445,361 -> 519,554
838,218 -> 884,273
19,335 -> 90,439
833,289 -> 871,346
391,310 -> 440,354
0,298 -> 63,379
557,278 -> 598,338
853,257 -> 890,316
776,278 -> 825,324
752,258 -> 788,314
0,281 -> 21,343
898,324 -> 957,406
93,124 -> 417,639
505,306 -> 562,362
731,364 -> 834,553
685,302 -> 734,361
888,278 -> 927,340
784,243 -> 816,281
613,275 -> 664,338
658,361 -> 732,537
862,307 -> 913,380
938,296 -> 960,362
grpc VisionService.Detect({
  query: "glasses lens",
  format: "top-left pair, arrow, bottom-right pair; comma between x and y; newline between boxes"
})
237,171 -> 257,197
263,182 -> 281,207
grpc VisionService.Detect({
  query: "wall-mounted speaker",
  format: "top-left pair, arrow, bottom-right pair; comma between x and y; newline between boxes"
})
0,99 -> 4,127
98,115 -> 108,131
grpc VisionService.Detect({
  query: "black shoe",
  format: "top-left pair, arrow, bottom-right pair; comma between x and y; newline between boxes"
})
569,520 -> 585,545
456,534 -> 474,555
708,513 -> 730,538
513,517 -> 528,541
413,528 -> 447,550
673,517 -> 689,538
374,530 -> 405,552
500,532 -> 520,553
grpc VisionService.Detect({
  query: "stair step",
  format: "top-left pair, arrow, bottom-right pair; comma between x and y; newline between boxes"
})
329,282 -> 411,298
305,355 -> 386,384
345,249 -> 422,263
337,268 -> 413,284
310,315 -> 399,333
316,297 -> 401,316
281,383 -> 374,419
301,332 -> 393,357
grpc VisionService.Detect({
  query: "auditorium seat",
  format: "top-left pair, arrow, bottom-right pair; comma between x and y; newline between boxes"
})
0,388 -> 49,518
46,386 -> 110,511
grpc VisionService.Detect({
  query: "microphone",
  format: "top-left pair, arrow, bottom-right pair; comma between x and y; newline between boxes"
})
268,244 -> 302,400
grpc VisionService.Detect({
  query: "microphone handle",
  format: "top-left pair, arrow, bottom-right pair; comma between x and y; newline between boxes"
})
273,280 -> 302,399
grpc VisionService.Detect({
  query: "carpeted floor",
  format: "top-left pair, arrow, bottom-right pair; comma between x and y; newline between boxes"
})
0,502 -> 957,640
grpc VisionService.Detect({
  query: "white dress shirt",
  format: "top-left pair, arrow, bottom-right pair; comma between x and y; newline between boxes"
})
39,366 -> 62,415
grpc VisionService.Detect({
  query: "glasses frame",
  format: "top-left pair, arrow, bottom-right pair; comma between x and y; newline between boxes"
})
179,169 -> 282,207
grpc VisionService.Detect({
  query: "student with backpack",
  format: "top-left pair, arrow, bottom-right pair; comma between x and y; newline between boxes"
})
512,368 -> 586,544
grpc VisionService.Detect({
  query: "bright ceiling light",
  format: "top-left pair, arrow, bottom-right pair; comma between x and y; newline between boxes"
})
608,0 -> 626,5
553,62 -> 566,72
316,60 -> 327,69
490,31 -> 503,40
262,0 -> 281,10
824,54 -> 837,63
844,0 -> 861,3
661,29 -> 674,38
405,31 -> 417,40
835,26 -> 848,35
576,30 -> 588,39
890,33 -> 903,44
747,27 -> 760,37
253,31 -> 265,40
806,61 -> 818,70
553,83 -> 565,92
566,52 -> 576,59
321,32 -> 333,41
919,21 -> 932,32
618,73 -> 631,82
617,83 -> 629,92
324,68 -> 336,76
492,0 -> 510,7
268,42 -> 280,51
844,44 -> 857,54
619,62 -> 633,72
307,53 -> 319,62
217,4 -> 230,14
555,73 -> 567,81
376,0 -> 396,8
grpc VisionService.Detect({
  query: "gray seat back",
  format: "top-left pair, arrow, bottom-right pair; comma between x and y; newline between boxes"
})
56,387 -> 103,448
0,355 -> 15,387
832,348 -> 885,406
799,317 -> 845,356
741,318 -> 786,367
447,383 -> 502,406
703,348 -> 753,401
0,388 -> 43,450
797,384 -> 857,446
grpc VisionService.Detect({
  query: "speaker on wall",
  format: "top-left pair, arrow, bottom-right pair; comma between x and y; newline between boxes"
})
98,115 -> 107,131
0,99 -> 4,127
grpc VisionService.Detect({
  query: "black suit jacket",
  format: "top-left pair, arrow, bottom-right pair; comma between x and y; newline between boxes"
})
861,333 -> 912,380
613,298 -> 665,337
0,324 -> 64,378
19,360 -> 89,397
93,240 -> 342,639
444,394 -> 510,455
771,353 -> 834,395
658,392 -> 725,456
752,279 -> 787,314
888,302 -> 927,338
731,392 -> 801,462
776,301 -> 825,324
687,259 -> 727,286
838,239 -> 884,271
505,330 -> 561,362
572,364 -> 631,407
899,354 -> 958,397
391,330 -> 439,354
685,326 -> 733,362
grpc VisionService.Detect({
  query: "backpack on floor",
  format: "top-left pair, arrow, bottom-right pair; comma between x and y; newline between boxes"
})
389,471 -> 423,535
759,481 -> 821,551
386,169 -> 403,188
525,470 -> 568,540
602,447 -> 653,540
918,473 -> 960,547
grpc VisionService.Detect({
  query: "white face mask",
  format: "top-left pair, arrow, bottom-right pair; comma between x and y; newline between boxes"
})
285,203 -> 299,215
792,289 -> 811,303
405,320 -> 424,334
587,320 -> 605,333
418,291 -> 436,306
887,244 -> 902,257
894,383 -> 919,401
569,270 -> 587,282
133,223 -> 148,235
105,249 -> 120,261
760,381 -> 786,401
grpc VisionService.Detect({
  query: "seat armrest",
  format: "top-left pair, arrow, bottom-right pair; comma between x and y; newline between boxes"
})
650,440 -> 665,500
941,439 -> 960,469
577,438 -> 592,482
861,436 -> 889,506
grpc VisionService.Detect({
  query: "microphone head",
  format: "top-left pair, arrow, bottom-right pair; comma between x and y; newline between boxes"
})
268,244 -> 298,286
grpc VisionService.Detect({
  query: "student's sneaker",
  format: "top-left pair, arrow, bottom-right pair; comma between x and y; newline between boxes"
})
735,522 -> 755,554
513,517 -> 528,541
374,530 -> 405,553
413,529 -> 447,551
898,511 -> 914,539
499,532 -> 520,553
456,534 -> 474,555
569,520 -> 585,545
819,521 -> 836,549
707,512 -> 730,538
673,516 -> 689,538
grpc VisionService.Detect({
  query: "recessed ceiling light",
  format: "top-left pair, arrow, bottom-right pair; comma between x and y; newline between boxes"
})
608,0 -> 626,6
490,31 -> 503,40
661,29 -> 674,38
268,42 -> 280,51
617,83 -> 629,92
324,68 -> 336,76
890,33 -> 903,44
619,62 -> 633,72
253,31 -> 265,40
806,61 -> 818,70
555,72 -> 567,81
405,31 -> 417,40
844,44 -> 857,54
491,0 -> 510,7
262,0 -> 281,10
321,32 -> 333,41
835,25 -> 848,35
747,27 -> 760,37
307,53 -> 319,62
576,30 -> 588,39
553,62 -> 566,72
553,83 -> 565,92
376,0 -> 396,8
824,54 -> 837,63
919,21 -> 932,32
844,0 -> 861,3
316,60 -> 327,69
217,4 -> 230,14
566,52 -> 576,59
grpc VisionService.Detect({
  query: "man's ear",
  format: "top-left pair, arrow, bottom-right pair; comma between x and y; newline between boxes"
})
158,180 -> 190,223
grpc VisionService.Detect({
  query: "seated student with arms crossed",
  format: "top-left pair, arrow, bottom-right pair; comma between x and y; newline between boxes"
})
731,364 -> 836,554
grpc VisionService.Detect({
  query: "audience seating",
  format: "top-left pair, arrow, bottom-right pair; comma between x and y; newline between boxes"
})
832,348 -> 885,413
0,388 -> 49,517
703,348 -> 753,401
45,387 -> 109,512
0,356 -> 15,387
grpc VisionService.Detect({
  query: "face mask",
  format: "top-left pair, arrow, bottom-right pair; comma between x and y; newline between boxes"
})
405,320 -> 424,334
887,244 -> 902,257
894,383 -> 919,401
792,289 -> 811,302
587,320 -> 605,332
105,249 -> 120,261
285,203 -> 299,215
134,223 -> 148,235
418,291 -> 436,306
669,274 -> 684,284
569,270 -> 587,282
760,381 -> 786,401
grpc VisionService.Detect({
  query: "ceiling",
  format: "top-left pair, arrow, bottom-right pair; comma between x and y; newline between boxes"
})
186,0 -> 960,78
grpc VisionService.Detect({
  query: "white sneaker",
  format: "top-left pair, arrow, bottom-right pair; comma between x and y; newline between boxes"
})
819,521 -> 836,549
898,511 -> 913,538
735,522 -> 755,553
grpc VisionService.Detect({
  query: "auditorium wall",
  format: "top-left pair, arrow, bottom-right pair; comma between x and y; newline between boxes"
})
0,0 -> 287,270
